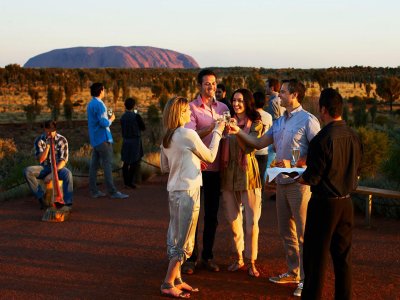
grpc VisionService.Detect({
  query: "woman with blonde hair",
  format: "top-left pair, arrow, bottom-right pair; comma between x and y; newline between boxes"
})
160,96 -> 225,298
221,88 -> 263,277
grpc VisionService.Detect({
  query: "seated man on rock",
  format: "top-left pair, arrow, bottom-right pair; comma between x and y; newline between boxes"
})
23,120 -> 73,209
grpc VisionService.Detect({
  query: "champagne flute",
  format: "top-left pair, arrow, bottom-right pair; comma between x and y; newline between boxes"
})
222,110 -> 231,137
223,111 -> 231,123
291,146 -> 300,167
107,107 -> 113,118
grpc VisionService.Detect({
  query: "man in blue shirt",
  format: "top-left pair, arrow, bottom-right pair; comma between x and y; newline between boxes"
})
229,79 -> 320,297
87,82 -> 128,199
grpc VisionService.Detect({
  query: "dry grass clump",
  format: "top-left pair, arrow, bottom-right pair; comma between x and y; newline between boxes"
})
141,151 -> 161,181
0,138 -> 17,160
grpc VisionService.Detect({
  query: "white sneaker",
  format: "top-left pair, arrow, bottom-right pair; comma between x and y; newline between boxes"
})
293,282 -> 303,297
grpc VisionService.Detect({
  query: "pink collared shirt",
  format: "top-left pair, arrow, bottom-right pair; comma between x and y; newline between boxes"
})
185,95 -> 229,172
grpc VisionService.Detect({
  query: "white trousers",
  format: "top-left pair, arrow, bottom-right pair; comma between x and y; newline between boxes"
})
222,189 -> 262,261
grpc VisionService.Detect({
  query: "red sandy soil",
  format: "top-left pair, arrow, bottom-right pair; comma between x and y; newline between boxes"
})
0,175 -> 399,299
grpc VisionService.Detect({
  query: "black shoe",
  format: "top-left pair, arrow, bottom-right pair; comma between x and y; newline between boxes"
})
181,261 -> 196,275
201,259 -> 220,272
125,184 -> 137,189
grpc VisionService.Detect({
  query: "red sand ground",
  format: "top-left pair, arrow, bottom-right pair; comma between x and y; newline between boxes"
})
0,175 -> 399,299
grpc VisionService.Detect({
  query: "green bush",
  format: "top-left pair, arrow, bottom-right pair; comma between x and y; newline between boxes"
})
374,115 -> 389,127
381,141 -> 400,185
356,127 -> 389,179
0,154 -> 36,190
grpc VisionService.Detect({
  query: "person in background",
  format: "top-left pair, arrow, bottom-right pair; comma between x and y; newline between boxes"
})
298,88 -> 363,300
120,97 -> 146,189
221,88 -> 263,277
216,83 -> 235,116
253,91 -> 272,201
160,96 -> 225,298
265,78 -> 285,200
229,79 -> 320,297
87,82 -> 128,199
182,69 -> 229,275
265,78 -> 284,121
23,120 -> 73,210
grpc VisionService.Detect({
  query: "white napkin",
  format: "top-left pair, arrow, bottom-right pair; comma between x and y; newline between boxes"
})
267,167 -> 306,182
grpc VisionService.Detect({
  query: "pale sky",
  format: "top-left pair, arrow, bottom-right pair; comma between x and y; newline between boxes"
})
1,0 -> 399,68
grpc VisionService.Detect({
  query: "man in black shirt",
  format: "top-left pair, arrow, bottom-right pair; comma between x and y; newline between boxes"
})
120,97 -> 146,189
298,88 -> 363,300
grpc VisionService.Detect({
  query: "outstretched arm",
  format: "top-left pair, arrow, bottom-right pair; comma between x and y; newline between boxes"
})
229,123 -> 272,150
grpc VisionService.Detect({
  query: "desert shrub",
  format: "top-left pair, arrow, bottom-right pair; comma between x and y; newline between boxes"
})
0,138 -> 36,191
352,102 -> 368,127
356,127 -> 389,179
67,143 -> 92,174
0,138 -> 17,161
141,151 -> 161,181
381,140 -> 400,185
0,138 -> 29,190
374,115 -> 389,127
1,155 -> 36,189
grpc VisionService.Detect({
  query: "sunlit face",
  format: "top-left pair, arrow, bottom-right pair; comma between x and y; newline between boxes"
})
278,82 -> 294,108
45,128 -> 56,138
181,104 -> 191,125
232,92 -> 245,115
215,88 -> 226,101
199,75 -> 217,99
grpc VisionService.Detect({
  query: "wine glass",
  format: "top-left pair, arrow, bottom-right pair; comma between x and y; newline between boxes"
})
291,146 -> 300,167
223,111 -> 231,123
107,108 -> 113,118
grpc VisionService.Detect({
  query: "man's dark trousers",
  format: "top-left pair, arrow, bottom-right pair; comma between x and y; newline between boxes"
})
187,171 -> 220,262
302,195 -> 353,300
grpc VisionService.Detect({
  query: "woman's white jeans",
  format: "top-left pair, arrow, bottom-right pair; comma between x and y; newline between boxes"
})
167,188 -> 200,263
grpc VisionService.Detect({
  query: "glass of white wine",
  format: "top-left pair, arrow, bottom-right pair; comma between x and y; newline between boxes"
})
291,146 -> 300,167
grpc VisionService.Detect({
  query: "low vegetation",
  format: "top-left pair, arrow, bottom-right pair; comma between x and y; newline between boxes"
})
0,66 -> 399,217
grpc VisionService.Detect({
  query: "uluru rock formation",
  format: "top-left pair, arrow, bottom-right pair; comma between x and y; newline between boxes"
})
24,46 -> 199,68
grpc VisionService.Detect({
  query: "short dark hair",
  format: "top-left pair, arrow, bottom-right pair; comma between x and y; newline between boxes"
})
217,83 -> 226,92
282,79 -> 306,103
124,97 -> 136,110
319,88 -> 343,118
267,78 -> 280,92
90,82 -> 104,97
197,69 -> 217,85
253,91 -> 266,109
43,120 -> 57,131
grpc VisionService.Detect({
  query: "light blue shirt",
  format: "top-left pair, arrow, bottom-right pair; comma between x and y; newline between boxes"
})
266,105 -> 320,184
87,97 -> 113,147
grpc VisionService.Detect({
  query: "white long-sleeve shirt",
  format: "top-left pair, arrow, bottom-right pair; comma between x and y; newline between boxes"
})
160,127 -> 222,192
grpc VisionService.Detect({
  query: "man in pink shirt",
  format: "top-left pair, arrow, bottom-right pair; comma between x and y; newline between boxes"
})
182,69 -> 229,274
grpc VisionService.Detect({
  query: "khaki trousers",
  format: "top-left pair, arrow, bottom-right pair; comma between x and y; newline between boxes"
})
222,189 -> 262,261
276,182 -> 311,280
